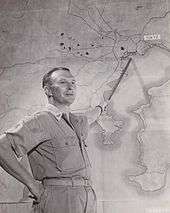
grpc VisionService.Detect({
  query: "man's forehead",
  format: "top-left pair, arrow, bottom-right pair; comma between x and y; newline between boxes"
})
51,70 -> 75,80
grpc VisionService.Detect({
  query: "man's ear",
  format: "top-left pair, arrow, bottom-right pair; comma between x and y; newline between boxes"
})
44,86 -> 52,97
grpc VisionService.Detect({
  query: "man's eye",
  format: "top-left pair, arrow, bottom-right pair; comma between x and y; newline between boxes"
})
72,81 -> 76,84
59,81 -> 66,84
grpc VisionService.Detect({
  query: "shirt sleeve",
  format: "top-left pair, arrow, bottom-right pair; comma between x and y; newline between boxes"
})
5,113 -> 50,158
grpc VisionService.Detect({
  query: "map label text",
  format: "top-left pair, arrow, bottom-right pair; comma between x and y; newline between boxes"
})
144,34 -> 161,41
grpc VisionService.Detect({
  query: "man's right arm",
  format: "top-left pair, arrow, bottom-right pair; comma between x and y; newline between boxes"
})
0,114 -> 47,202
0,134 -> 44,202
0,134 -> 36,189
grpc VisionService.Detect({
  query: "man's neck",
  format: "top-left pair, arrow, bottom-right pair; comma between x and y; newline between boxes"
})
48,100 -> 70,113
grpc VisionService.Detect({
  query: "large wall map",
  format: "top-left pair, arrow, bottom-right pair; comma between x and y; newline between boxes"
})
0,0 -> 170,212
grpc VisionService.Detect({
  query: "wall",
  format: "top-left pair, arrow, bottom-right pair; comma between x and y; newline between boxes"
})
0,0 -> 170,213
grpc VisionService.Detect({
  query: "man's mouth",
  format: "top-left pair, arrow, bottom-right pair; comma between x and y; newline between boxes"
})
65,93 -> 74,96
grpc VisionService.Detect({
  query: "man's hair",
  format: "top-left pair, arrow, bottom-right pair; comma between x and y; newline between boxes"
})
42,67 -> 70,88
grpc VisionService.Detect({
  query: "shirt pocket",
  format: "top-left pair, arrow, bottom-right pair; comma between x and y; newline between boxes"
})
51,136 -> 85,172
52,135 -> 77,149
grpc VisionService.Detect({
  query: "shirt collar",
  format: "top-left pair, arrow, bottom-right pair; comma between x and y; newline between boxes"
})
45,104 -> 70,121
45,104 -> 62,121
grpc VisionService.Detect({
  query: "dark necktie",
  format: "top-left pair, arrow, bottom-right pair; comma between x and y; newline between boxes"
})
62,113 -> 74,130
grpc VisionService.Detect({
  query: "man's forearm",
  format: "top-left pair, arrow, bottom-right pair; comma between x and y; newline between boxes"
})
0,134 -> 36,189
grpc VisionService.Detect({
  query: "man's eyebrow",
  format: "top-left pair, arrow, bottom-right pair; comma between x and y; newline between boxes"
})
58,77 -> 75,81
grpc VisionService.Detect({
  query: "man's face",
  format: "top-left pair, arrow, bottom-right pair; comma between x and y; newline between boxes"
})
48,70 -> 76,106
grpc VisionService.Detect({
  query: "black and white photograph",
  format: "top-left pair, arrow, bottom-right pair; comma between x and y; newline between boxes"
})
0,0 -> 170,213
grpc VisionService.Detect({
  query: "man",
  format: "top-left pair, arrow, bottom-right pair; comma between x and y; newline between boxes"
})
0,67 -> 107,213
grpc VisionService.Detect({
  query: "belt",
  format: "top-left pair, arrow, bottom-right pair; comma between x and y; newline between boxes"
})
42,177 -> 91,187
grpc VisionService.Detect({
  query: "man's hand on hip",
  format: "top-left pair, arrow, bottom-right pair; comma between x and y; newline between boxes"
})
28,180 -> 45,203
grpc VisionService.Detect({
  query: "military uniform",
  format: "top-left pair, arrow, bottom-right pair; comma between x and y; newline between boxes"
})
5,104 -> 97,213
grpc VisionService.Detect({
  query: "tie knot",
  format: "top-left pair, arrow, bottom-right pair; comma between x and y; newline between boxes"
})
62,112 -> 74,130
62,112 -> 69,122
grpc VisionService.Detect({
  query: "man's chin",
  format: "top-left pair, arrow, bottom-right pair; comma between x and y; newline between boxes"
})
64,97 -> 75,105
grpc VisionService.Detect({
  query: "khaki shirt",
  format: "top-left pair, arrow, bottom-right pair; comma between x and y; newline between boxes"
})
5,105 -> 91,180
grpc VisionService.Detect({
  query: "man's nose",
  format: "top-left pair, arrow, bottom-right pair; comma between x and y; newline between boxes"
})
67,82 -> 76,90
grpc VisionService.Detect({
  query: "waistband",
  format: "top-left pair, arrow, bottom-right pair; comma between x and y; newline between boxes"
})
42,177 -> 91,187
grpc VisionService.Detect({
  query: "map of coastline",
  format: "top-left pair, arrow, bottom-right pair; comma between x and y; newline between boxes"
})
0,0 -> 170,202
